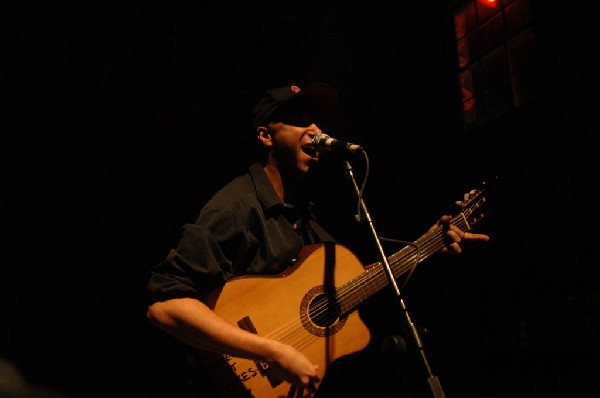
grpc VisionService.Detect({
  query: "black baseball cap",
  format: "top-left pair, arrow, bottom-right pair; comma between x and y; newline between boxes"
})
252,83 -> 340,129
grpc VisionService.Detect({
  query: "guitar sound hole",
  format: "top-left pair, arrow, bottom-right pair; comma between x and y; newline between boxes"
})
309,293 -> 341,327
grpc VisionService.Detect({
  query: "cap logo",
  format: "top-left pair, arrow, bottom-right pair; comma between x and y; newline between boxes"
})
290,85 -> 301,93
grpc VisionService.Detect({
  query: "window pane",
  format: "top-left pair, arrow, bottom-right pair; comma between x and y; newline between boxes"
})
484,79 -> 514,121
508,30 -> 540,107
505,0 -> 533,37
457,37 -> 471,67
461,65 -> 479,124
479,12 -> 505,54
466,29 -> 482,61
455,9 -> 468,40
461,69 -> 476,103
480,47 -> 509,91
477,0 -> 501,24
459,1 -> 478,35
507,30 -> 536,76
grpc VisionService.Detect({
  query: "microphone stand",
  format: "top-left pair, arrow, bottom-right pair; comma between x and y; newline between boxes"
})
343,160 -> 446,398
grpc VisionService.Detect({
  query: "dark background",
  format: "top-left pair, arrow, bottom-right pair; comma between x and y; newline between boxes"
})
3,1 -> 599,397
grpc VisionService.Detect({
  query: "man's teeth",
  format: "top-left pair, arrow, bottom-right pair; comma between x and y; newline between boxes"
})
301,144 -> 317,157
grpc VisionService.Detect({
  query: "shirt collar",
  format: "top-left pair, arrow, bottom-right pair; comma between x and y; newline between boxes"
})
249,162 -> 285,214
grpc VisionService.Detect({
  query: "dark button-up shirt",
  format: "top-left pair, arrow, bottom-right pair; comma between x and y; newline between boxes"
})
146,162 -> 321,303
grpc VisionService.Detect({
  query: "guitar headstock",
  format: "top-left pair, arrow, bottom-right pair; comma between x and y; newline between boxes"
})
454,182 -> 492,229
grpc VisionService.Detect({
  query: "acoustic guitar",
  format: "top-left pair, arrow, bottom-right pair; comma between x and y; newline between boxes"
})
200,187 -> 490,397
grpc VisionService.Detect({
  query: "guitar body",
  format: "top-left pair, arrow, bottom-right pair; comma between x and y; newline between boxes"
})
202,243 -> 372,398
196,186 -> 491,397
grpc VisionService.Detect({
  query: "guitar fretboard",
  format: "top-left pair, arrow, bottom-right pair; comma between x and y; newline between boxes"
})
337,213 -> 472,315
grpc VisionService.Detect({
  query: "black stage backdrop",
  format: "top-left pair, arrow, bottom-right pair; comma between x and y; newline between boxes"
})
4,1 -> 599,397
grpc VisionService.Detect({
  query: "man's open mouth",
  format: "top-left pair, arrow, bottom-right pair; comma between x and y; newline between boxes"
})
301,143 -> 318,158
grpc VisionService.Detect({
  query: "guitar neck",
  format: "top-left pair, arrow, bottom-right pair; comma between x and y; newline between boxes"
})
337,213 -> 472,315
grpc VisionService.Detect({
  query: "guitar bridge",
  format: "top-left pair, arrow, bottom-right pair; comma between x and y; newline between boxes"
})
238,316 -> 283,388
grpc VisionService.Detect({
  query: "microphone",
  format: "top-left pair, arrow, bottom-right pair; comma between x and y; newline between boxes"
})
312,133 -> 363,154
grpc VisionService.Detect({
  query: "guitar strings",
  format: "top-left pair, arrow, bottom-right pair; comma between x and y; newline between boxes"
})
262,215 -> 471,353
264,215 -> 470,349
267,217 -> 471,352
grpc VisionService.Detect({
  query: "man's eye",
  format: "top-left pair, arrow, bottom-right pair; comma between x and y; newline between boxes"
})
282,115 -> 314,127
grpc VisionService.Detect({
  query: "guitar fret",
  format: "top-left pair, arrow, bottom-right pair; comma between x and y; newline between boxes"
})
337,211 -> 476,315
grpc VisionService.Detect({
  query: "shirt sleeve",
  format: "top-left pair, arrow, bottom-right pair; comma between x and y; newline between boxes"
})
146,208 -> 250,304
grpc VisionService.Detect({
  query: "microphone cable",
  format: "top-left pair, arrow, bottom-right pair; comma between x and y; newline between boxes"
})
354,149 -> 369,222
378,237 -> 422,295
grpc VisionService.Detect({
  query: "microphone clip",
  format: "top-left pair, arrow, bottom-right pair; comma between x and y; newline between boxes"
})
313,133 -> 363,154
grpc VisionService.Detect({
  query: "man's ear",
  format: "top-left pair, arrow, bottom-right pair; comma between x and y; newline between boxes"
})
256,126 -> 273,148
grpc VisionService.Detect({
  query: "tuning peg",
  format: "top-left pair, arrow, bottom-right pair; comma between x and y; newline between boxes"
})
456,189 -> 478,207
456,193 -> 469,207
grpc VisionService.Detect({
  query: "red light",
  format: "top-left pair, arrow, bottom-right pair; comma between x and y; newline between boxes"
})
479,0 -> 498,7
